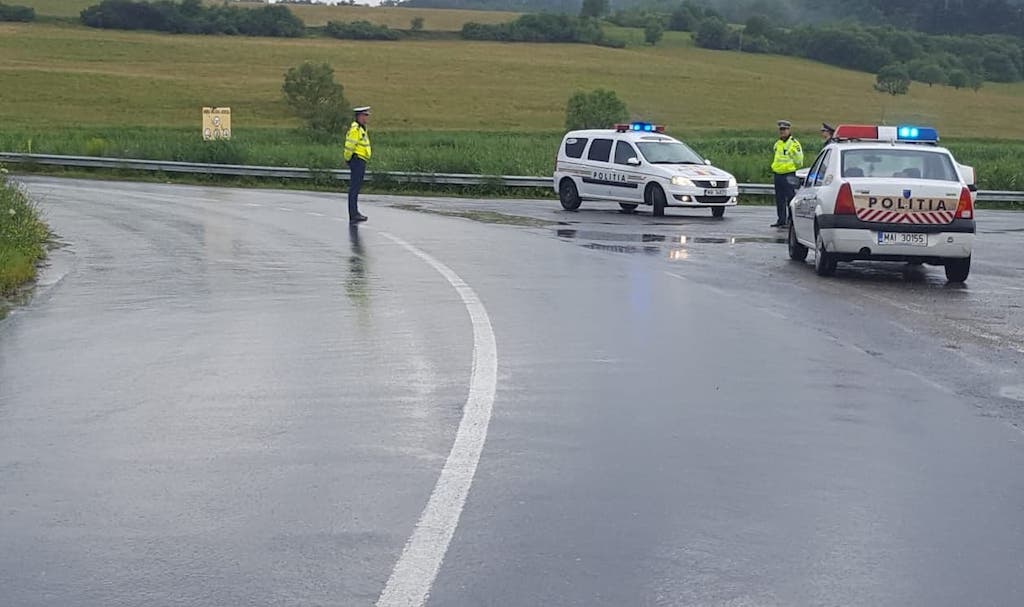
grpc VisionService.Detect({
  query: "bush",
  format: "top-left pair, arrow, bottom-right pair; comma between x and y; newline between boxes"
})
948,69 -> 969,89
80,0 -> 304,37
410,16 -> 423,31
694,17 -> 736,51
874,64 -> 911,96
0,2 -> 35,22
282,62 -> 350,137
565,89 -> 628,130
644,19 -> 664,45
915,63 -> 947,86
461,13 -> 612,46
0,169 -> 49,295
325,20 -> 399,40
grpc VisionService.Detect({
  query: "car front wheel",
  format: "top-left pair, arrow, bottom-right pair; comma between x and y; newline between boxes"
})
649,185 -> 667,217
788,223 -> 808,262
944,256 -> 971,283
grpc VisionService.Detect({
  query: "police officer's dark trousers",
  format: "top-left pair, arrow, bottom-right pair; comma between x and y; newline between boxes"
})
347,157 -> 366,219
774,172 -> 796,225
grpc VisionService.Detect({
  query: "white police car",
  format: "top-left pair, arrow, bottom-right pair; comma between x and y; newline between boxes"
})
553,122 -> 739,217
787,125 -> 976,283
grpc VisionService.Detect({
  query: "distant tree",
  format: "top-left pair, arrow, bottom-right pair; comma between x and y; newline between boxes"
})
948,69 -> 969,89
579,0 -> 608,19
743,14 -> 772,38
874,64 -> 911,96
282,62 -> 349,136
0,2 -> 35,21
565,89 -> 628,130
668,4 -> 697,32
916,63 -> 946,87
644,18 -> 664,45
982,52 -> 1020,82
410,16 -> 423,31
969,72 -> 984,92
693,17 -> 734,50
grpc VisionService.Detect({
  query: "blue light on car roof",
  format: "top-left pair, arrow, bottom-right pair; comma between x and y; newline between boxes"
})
896,125 -> 938,141
631,122 -> 654,132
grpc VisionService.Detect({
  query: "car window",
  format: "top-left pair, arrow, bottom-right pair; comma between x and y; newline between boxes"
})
841,149 -> 959,181
564,137 -> 587,159
814,150 -> 832,187
614,141 -> 638,166
804,150 -> 827,188
587,139 -> 613,162
636,141 -> 704,164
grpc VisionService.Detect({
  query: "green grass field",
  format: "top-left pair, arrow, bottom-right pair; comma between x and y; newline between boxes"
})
0,170 -> 49,298
1,20 -> 1023,187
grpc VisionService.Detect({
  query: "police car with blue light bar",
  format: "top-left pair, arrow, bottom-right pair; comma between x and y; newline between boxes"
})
788,124 -> 977,283
553,122 -> 739,218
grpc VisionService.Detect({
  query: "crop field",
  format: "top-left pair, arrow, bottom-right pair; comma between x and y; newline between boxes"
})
1,20 -> 1023,187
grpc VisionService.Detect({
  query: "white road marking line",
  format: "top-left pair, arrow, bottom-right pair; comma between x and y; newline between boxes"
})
376,232 -> 498,607
244,203 -> 262,207
277,206 -> 295,212
663,271 -> 733,297
306,212 -> 325,217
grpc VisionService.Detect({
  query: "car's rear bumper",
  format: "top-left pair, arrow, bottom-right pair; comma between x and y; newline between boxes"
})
820,227 -> 973,261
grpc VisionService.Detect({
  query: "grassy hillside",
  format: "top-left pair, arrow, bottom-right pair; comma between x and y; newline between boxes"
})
15,0 -> 518,30
2,22 -> 1022,136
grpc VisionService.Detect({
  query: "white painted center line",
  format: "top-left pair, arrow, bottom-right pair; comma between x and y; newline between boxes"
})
277,206 -> 295,212
375,232 -> 498,607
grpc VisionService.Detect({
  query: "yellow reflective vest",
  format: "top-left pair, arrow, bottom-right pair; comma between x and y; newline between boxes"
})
344,122 -> 371,162
771,137 -> 803,174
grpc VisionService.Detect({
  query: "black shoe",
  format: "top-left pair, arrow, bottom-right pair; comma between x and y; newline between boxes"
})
770,222 -> 784,228
350,214 -> 368,224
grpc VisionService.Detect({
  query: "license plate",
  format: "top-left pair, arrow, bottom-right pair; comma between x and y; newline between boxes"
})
704,188 -> 728,196
877,232 -> 927,246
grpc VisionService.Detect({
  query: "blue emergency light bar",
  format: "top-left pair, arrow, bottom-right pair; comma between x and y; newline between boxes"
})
614,122 -> 666,133
896,126 -> 938,142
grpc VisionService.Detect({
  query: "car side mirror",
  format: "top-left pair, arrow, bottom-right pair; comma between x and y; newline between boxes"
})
795,168 -> 810,187
968,184 -> 978,192
627,157 -> 641,166
704,158 -> 712,165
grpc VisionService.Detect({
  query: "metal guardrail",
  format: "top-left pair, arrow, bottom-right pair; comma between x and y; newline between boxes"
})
2,152 -> 1022,203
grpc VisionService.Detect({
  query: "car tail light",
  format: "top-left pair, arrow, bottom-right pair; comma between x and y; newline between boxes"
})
835,182 -> 856,215
955,187 -> 974,219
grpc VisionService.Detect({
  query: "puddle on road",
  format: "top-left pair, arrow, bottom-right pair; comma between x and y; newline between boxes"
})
556,229 -> 785,245
392,203 -> 557,227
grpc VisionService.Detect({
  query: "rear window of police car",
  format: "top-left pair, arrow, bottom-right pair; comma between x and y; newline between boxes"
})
841,149 -> 959,181
564,138 -> 587,159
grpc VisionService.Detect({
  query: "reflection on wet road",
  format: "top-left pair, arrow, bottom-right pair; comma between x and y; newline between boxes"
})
2,178 -> 1024,607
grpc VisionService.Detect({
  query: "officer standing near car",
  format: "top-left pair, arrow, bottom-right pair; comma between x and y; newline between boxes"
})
344,106 -> 372,224
771,120 -> 803,228
820,122 -> 835,142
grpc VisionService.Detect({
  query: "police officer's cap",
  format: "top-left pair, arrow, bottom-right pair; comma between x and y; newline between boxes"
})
353,106 -> 372,115
777,120 -> 792,129
821,122 -> 835,133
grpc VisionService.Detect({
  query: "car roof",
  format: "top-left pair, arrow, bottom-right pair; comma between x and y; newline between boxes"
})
563,129 -> 681,143
826,141 -> 953,155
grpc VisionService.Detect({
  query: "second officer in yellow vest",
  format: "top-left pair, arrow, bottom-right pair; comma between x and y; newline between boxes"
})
771,120 -> 803,228
344,106 -> 372,224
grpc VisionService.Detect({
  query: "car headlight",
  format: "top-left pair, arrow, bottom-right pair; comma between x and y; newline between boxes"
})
671,176 -> 694,187
728,177 -> 737,187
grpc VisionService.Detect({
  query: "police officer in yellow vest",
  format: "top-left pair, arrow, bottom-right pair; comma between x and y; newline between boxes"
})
344,106 -> 372,223
771,120 -> 803,228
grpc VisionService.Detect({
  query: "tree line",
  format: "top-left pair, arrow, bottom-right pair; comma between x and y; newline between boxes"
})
79,0 -> 305,36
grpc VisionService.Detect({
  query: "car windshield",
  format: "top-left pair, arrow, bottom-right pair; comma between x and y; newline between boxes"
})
841,149 -> 959,181
637,141 -> 705,165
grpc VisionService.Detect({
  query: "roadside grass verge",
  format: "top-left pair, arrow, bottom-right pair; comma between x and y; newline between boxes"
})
0,168 -> 50,297
3,127 -> 1024,191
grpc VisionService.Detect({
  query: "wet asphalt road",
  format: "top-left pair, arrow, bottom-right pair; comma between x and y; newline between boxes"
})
2,177 -> 1024,607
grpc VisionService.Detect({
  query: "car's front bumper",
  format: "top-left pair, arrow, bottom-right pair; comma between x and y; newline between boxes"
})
669,187 -> 739,207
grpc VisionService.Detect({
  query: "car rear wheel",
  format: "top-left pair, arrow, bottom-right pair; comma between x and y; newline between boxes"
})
788,223 -> 808,262
648,185 -> 667,217
711,206 -> 725,218
559,178 -> 581,211
619,203 -> 638,213
944,256 -> 971,283
814,229 -> 837,276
